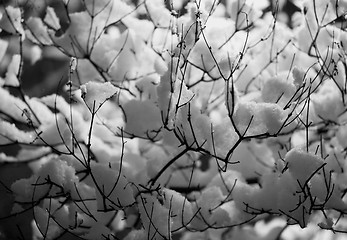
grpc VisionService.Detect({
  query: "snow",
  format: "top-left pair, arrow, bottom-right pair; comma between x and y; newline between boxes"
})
4,54 -> 20,86
137,193 -> 172,240
0,38 -> 8,63
0,120 -> 35,144
0,88 -> 32,124
0,6 -> 24,36
44,7 -> 60,31
11,157 -> 79,202
292,66 -> 305,86
145,0 -> 173,28
191,186 -> 229,229
261,75 -> 296,105
311,80 -> 345,121
3,0 -> 347,237
91,163 -> 135,211
26,17 -> 53,45
285,148 -> 324,185
174,104 -> 212,149
162,188 -> 194,230
123,100 -> 162,139
80,81 -> 117,111
233,101 -> 286,135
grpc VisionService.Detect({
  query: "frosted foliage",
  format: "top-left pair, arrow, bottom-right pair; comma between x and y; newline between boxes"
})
162,188 -> 194,229
29,45 -> 42,64
286,148 -> 323,180
208,170 -> 245,198
82,223 -> 113,240
138,193 -> 172,240
33,198 -> 79,239
84,0 -> 114,16
80,81 -> 117,111
5,54 -> 20,86
0,6 -> 24,36
311,80 -> 345,121
39,94 -> 76,120
175,104 -> 212,149
227,0 -> 262,28
191,186 -> 231,228
292,66 -> 305,86
106,31 -> 138,80
145,0 -> 171,27
11,157 -> 79,202
11,175 -> 48,202
0,38 -> 8,64
229,141 -> 275,179
310,174 -> 347,211
71,59 -> 102,84
124,229 -> 147,240
44,7 -> 60,31
212,118 -> 238,158
0,120 -> 35,144
135,76 -> 159,101
0,88 -> 33,123
123,18 -> 155,41
123,100 -> 162,139
233,101 -> 286,135
52,11 -> 102,57
334,61 -> 346,90
91,163 -> 135,211
3,0 -> 347,239
188,39 -> 217,73
83,0 -> 133,23
34,206 -> 62,239
26,17 -> 53,45
261,76 -> 296,105
157,61 -> 195,128
33,111 -> 87,152
222,148 -> 347,228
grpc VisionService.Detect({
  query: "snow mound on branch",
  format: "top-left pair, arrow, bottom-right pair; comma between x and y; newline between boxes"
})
162,188 -> 193,230
44,6 -> 60,31
124,229 -> 147,240
292,66 -> 305,86
0,6 -> 24,36
233,101 -> 286,135
0,38 -> 8,65
191,186 -> 232,229
11,157 -> 79,202
91,163 -> 135,211
34,202 -> 63,239
137,193 -> 172,240
123,100 -> 162,139
212,117 -> 238,159
0,87 -> 38,125
174,104 -> 212,149
51,0 -> 133,57
285,148 -> 324,185
311,80 -> 345,121
26,17 -> 53,45
261,75 -> 296,105
144,0 -> 171,28
222,148 -> 347,228
208,169 -> 247,201
157,58 -> 195,128
4,54 -> 20,86
0,120 -> 35,144
228,141 -> 275,180
80,81 -> 117,111
227,0 -> 262,29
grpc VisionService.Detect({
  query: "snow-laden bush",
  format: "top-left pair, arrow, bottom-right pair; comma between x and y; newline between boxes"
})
1,0 -> 347,239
